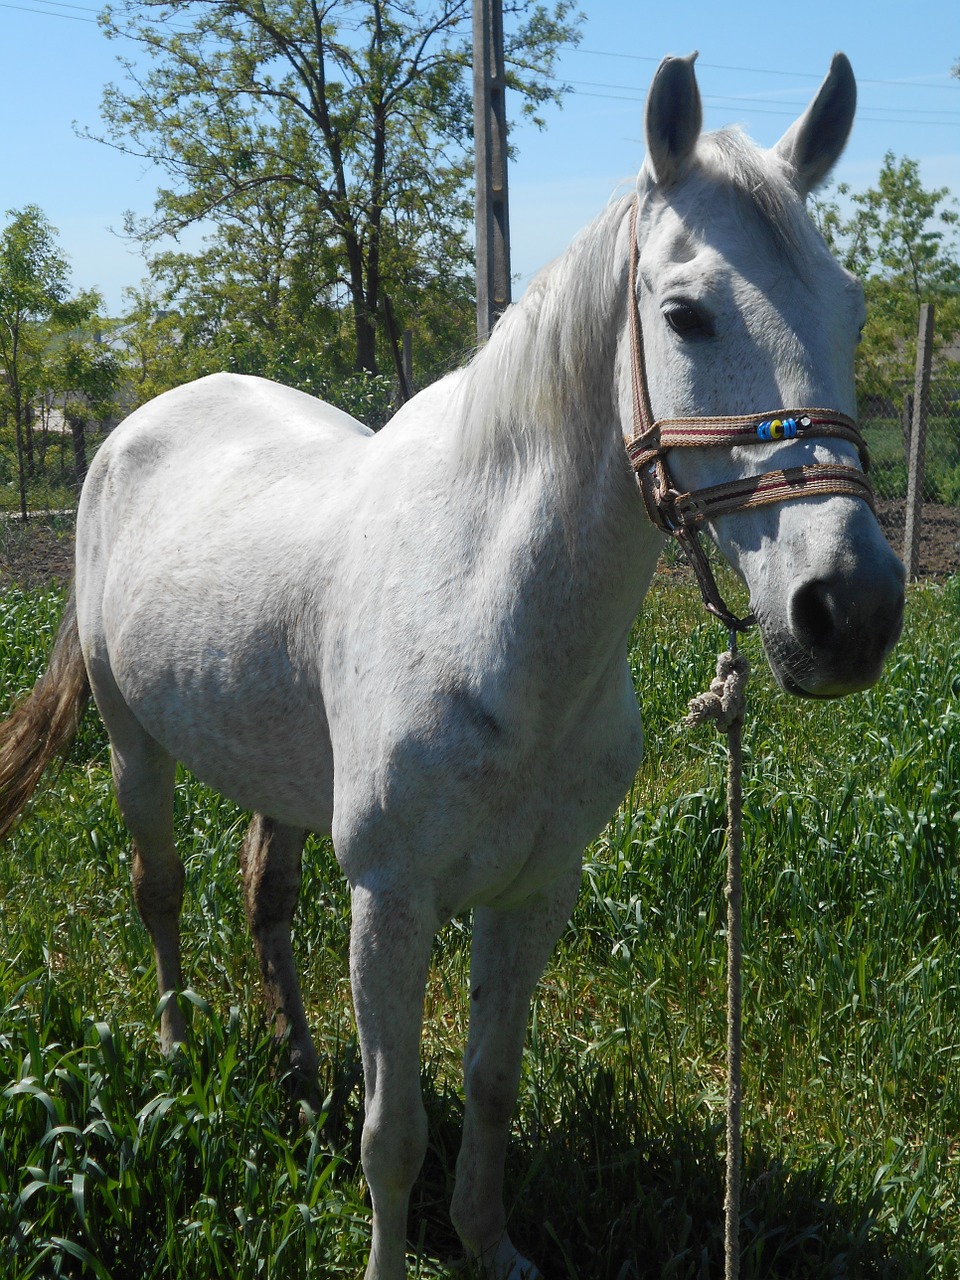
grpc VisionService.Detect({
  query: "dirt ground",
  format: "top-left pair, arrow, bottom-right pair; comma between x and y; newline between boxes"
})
0,518 -> 77,591
874,500 -> 960,578
1,502 -> 959,593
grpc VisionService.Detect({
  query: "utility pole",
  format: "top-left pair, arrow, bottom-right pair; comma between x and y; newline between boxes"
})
473,0 -> 511,344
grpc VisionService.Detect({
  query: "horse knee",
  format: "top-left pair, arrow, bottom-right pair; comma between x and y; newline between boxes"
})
362,1098 -> 429,1201
465,1055 -> 519,1130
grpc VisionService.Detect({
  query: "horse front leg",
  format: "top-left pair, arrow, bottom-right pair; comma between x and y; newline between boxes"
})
349,883 -> 435,1280
451,871 -> 581,1280
238,815 -> 318,1094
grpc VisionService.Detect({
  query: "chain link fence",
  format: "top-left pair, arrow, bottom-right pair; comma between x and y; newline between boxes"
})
859,313 -> 960,579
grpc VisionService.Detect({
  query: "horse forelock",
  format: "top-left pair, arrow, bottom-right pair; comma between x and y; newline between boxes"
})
637,126 -> 809,259
712,128 -> 810,243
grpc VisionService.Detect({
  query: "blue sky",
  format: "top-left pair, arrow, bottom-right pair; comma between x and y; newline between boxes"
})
1,0 -> 957,314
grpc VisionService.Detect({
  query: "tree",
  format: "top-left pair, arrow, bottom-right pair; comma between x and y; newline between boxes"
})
116,254 -> 401,424
115,281 -> 188,404
95,0 -> 582,376
0,210 -> 121,513
139,178 -> 382,391
0,207 -> 74,519
48,309 -> 123,489
813,155 -> 960,393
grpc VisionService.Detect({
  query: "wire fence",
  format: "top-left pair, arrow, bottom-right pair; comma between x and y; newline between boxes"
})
859,350 -> 960,579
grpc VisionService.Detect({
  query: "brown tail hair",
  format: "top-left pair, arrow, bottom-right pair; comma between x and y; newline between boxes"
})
0,586 -> 91,840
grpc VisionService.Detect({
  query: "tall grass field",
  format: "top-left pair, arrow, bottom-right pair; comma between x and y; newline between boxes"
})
1,572 -> 959,1279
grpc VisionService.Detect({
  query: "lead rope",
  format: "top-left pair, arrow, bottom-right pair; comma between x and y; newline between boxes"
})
684,637 -> 750,1280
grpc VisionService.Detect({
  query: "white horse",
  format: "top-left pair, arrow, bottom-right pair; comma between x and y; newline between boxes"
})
0,53 -> 903,1280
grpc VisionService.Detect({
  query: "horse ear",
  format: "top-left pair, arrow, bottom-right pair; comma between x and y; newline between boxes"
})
774,53 -> 856,196
644,53 -> 702,188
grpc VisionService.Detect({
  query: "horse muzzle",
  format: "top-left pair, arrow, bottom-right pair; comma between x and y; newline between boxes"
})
761,545 -> 906,698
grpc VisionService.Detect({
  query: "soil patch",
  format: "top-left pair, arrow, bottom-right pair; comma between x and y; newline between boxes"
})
0,515 -> 77,591
874,500 -> 960,578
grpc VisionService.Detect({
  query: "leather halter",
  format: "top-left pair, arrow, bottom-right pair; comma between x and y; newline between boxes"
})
625,200 -> 875,633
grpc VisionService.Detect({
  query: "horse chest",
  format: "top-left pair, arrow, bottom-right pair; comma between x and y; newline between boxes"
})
332,656 -> 643,917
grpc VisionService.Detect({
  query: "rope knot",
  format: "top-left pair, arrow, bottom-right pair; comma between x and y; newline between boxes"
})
684,649 -> 751,734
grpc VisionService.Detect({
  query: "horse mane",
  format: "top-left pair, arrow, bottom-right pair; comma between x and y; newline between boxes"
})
454,193 -> 634,473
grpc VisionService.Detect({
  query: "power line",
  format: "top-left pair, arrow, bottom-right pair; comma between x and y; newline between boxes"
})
569,90 -> 959,127
4,0 -> 955,103
19,0 -> 99,10
563,75 -> 960,119
4,0 -> 955,124
571,45 -> 958,92
0,0 -> 98,20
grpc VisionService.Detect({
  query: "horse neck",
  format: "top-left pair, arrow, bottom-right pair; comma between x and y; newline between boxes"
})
451,194 -> 659,618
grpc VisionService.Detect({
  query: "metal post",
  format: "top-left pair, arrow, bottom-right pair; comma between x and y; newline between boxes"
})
902,303 -> 935,580
473,0 -> 511,344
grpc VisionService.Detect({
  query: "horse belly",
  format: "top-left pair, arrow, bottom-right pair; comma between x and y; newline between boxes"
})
169,716 -> 335,833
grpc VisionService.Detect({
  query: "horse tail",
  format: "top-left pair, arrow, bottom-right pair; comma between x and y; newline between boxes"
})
0,586 -> 91,840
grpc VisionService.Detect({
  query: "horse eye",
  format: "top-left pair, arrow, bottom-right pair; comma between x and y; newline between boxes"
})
664,302 -> 711,338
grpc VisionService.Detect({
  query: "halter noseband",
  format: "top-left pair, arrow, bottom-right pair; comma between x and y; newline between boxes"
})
626,201 -> 874,633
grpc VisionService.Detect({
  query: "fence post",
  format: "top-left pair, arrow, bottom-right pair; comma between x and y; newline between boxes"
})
902,303 -> 935,580
900,391 -> 913,465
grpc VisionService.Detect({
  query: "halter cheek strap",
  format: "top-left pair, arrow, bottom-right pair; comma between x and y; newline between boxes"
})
626,200 -> 875,633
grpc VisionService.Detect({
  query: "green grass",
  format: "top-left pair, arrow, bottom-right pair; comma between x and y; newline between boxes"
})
1,575 -> 960,1277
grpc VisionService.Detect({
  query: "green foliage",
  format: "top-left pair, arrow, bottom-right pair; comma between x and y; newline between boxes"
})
115,256 -> 400,425
0,991 -> 365,1279
0,210 -> 120,513
0,207 -> 76,516
96,0 -> 582,376
0,205 -> 71,325
813,156 -> 960,403
49,327 -> 123,425
2,573 -> 960,1275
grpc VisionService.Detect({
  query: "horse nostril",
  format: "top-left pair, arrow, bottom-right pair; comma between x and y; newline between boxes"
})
789,572 -> 905,670
790,579 -> 845,655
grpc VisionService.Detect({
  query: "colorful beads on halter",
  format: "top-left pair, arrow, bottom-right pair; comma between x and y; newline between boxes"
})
756,415 -> 811,441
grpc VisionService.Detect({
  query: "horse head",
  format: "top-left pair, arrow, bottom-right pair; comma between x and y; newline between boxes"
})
627,52 -> 905,697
